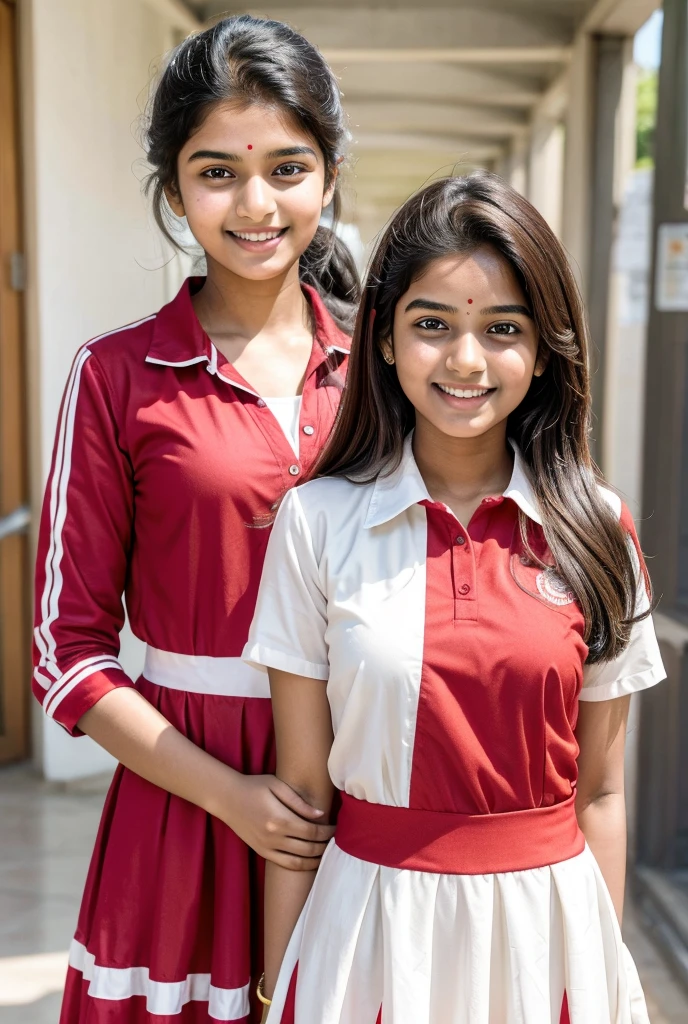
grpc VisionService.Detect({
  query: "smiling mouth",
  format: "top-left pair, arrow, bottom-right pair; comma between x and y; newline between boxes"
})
228,228 -> 287,242
434,383 -> 493,398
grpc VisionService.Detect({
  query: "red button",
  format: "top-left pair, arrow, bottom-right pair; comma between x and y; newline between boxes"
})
459,583 -> 470,595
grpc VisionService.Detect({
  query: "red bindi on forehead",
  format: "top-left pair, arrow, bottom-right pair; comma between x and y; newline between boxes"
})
467,298 -> 473,304
247,144 -> 253,150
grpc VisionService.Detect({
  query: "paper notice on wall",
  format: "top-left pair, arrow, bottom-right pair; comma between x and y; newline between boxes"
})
655,223 -> 688,311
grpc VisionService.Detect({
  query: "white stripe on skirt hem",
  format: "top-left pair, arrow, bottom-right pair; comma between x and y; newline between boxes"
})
69,939 -> 251,1020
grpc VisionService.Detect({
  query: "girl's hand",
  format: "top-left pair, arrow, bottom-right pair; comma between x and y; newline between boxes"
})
216,773 -> 334,870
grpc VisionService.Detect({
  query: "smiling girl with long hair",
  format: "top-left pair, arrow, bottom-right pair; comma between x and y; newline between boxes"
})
246,172 -> 664,1023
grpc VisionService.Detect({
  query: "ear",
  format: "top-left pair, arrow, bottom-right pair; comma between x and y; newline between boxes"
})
379,337 -> 395,365
533,345 -> 549,378
322,163 -> 340,210
164,183 -> 185,218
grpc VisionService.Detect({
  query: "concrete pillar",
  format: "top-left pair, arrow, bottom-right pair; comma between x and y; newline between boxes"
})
499,136 -> 530,198
636,0 -> 688,872
562,32 -> 595,298
587,36 -> 631,457
601,55 -> 646,503
528,120 -> 565,238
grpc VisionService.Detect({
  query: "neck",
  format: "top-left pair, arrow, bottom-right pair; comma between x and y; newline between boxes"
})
412,417 -> 513,506
192,255 -> 309,340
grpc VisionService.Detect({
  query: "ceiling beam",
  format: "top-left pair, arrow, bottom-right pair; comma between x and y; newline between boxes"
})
337,61 -> 545,106
345,99 -> 528,136
351,131 -> 504,159
583,0 -> 660,34
227,6 -> 573,49
342,89 -> 541,111
326,47 -> 571,64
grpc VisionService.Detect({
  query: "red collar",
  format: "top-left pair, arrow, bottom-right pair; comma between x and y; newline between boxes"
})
146,279 -> 350,395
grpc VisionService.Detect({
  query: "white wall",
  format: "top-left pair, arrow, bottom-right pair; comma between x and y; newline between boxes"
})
22,0 -> 193,779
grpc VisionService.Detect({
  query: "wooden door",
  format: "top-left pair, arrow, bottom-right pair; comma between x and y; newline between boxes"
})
0,0 -> 30,762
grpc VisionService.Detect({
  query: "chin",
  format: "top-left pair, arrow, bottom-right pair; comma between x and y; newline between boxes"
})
219,257 -> 294,281
430,417 -> 495,440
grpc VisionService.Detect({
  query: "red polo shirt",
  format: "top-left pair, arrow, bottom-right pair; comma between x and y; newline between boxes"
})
33,280 -> 349,734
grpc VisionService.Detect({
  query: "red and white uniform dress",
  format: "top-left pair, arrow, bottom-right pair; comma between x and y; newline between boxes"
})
32,280 -> 350,1024
244,436 -> 665,1024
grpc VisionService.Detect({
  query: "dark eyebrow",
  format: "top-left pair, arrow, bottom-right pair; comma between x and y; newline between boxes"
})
265,146 -> 317,159
404,298 -> 459,314
187,145 -> 317,164
188,149 -> 242,163
480,304 -> 532,318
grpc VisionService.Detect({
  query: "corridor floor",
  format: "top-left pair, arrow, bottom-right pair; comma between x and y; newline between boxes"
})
0,764 -> 686,1023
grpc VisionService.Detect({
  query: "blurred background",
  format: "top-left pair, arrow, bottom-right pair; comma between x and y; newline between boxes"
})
1,0 -> 688,1020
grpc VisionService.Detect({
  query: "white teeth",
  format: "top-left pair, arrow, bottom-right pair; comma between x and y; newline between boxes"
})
232,230 -> 282,241
436,384 -> 490,398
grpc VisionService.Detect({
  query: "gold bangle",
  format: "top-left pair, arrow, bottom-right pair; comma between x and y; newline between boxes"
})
256,973 -> 272,1007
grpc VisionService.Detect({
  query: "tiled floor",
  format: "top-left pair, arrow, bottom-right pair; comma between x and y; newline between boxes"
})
1,764 -> 687,1023
0,766 -> 108,1023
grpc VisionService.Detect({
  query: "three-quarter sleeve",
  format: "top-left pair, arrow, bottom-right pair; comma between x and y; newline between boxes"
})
243,487 -> 329,680
580,504 -> 665,701
32,346 -> 136,735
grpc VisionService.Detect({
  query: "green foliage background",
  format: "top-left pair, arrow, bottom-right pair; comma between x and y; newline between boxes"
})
636,69 -> 658,168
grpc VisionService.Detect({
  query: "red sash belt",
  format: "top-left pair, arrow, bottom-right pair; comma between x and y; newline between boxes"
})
335,792 -> 585,875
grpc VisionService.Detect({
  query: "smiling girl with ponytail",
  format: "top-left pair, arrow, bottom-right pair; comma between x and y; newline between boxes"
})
32,15 -> 358,1024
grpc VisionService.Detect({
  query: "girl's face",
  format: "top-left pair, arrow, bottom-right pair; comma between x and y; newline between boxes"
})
387,247 -> 545,441
167,100 -> 335,281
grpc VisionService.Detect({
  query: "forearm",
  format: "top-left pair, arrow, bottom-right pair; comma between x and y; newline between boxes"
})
263,669 -> 336,998
79,687 -> 237,818
263,772 -> 333,997
263,861 -> 318,997
576,791 -> 627,923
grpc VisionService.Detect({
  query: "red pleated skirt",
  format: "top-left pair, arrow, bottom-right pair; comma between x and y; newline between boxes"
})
59,676 -> 275,1024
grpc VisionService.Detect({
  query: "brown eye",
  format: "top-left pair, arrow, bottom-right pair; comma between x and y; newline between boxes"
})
487,322 -> 520,336
416,317 -> 447,331
203,167 -> 232,179
274,163 -> 307,177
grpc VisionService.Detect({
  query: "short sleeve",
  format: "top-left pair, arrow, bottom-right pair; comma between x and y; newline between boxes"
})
243,487 -> 329,680
580,506 -> 665,701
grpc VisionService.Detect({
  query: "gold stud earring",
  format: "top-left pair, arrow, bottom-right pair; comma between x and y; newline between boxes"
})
383,351 -> 395,365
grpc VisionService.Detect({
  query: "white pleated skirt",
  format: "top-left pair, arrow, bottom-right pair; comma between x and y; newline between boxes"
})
267,841 -> 649,1024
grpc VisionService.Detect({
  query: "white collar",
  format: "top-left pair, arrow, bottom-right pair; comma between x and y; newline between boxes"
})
364,434 -> 542,529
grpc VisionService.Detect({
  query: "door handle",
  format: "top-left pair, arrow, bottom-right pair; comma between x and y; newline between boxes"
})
0,506 -> 31,542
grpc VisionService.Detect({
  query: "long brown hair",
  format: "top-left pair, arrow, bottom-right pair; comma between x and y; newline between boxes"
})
315,172 -> 648,663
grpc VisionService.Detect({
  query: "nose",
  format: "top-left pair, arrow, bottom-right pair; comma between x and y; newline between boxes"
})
235,175 -> 278,222
446,331 -> 487,377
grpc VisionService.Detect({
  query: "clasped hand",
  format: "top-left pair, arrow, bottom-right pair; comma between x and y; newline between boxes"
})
220,773 -> 334,870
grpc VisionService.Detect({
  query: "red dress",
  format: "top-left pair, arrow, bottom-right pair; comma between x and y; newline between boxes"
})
32,280 -> 350,1023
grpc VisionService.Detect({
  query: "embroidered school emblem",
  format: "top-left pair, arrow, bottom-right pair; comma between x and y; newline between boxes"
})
535,569 -> 576,606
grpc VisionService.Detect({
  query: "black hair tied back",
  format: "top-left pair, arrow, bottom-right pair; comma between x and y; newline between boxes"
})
145,15 -> 360,331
